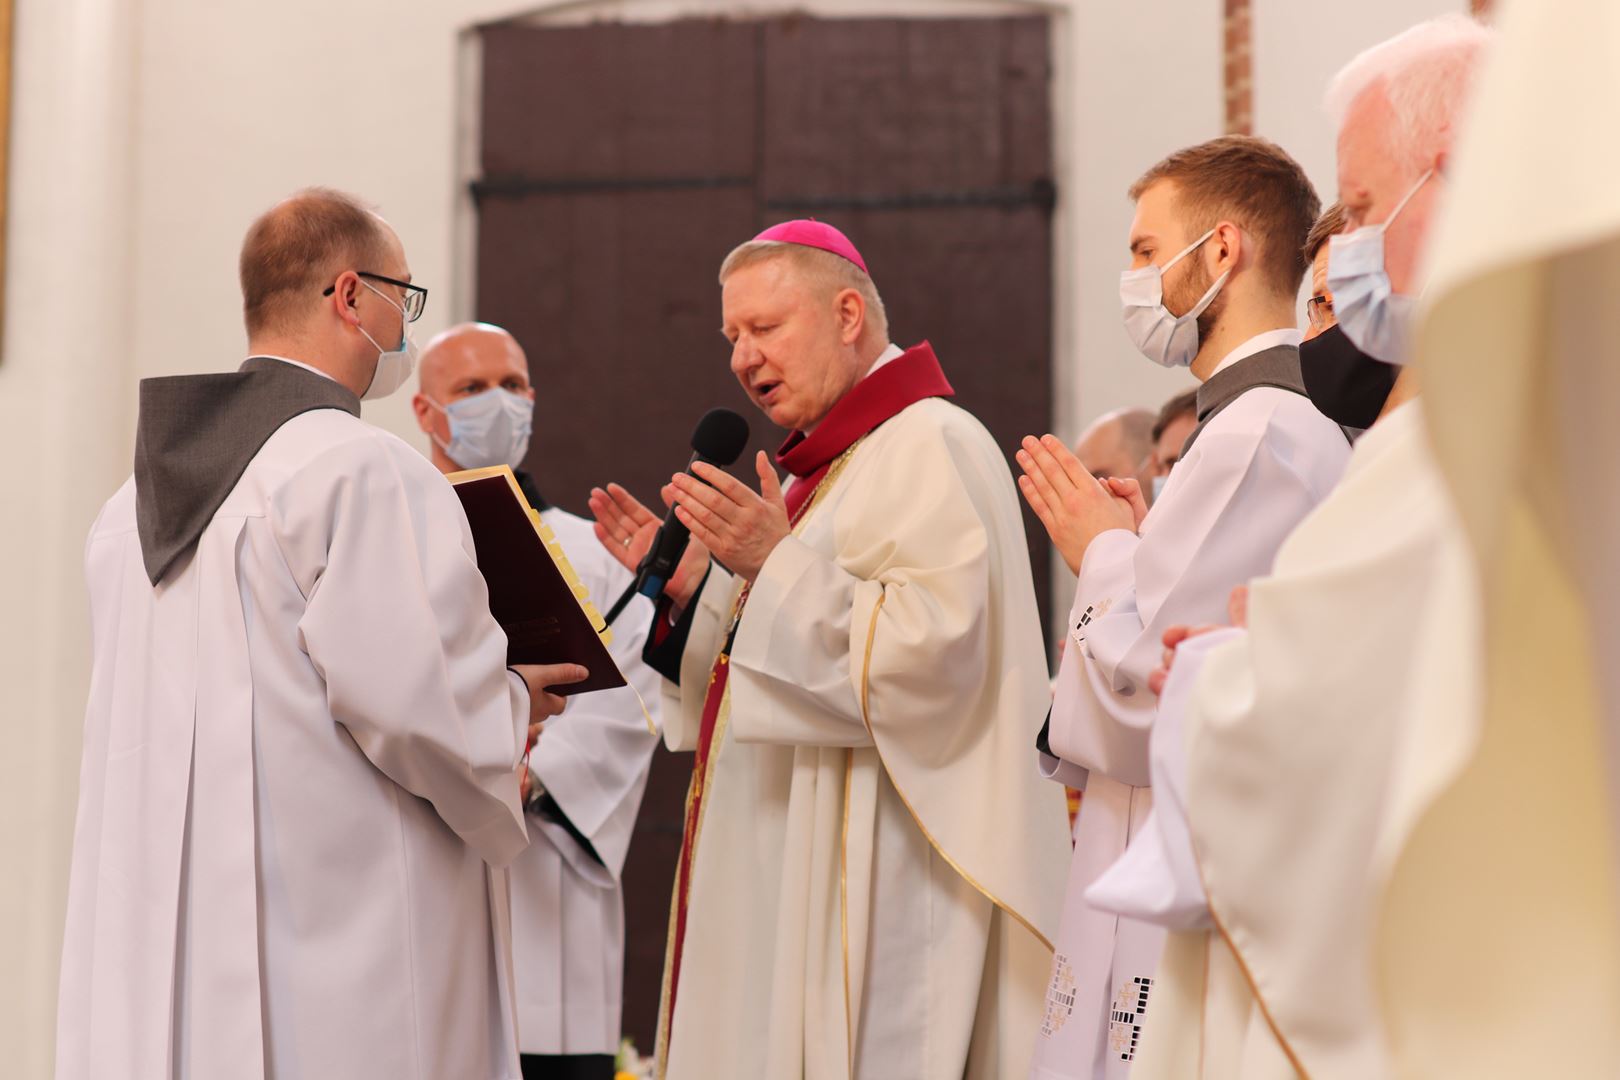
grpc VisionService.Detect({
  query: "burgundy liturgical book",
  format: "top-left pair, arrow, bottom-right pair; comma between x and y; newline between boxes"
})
448,466 -> 627,697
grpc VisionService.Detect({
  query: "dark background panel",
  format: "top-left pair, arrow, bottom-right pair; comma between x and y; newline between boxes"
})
476,188 -> 775,515
481,20 -> 759,182
759,15 -> 1051,200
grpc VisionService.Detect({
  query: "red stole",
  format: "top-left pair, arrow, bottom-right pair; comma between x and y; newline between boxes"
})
661,342 -> 954,1047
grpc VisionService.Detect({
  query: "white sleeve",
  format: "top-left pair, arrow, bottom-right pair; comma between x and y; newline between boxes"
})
1053,428 -> 1326,783
279,435 -> 530,868
726,418 -> 1004,750
529,536 -> 662,882
1084,628 -> 1247,929
1038,748 -> 1090,788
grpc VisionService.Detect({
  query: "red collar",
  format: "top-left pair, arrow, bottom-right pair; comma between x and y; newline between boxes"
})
776,342 -> 954,517
777,340 -> 953,478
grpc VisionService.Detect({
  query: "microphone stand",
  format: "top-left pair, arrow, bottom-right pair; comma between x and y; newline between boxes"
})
603,577 -> 641,626
603,532 -> 665,626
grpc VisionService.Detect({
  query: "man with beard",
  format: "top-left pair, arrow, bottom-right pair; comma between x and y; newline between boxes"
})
1019,136 -> 1351,1078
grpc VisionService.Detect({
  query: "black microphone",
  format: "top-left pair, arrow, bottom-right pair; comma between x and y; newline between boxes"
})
604,408 -> 751,625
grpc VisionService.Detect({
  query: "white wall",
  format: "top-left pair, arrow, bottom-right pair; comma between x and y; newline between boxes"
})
0,0 -> 1466,1073
0,0 -> 141,1074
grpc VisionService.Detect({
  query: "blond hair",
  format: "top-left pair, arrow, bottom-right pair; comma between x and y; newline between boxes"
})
718,240 -> 889,344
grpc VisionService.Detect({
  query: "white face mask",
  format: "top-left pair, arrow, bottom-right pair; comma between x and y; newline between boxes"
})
1120,228 -> 1231,369
1325,169 -> 1433,366
356,281 -> 419,400
427,387 -> 535,469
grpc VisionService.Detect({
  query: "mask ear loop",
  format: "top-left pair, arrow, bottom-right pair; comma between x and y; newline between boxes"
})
1376,168 -> 1436,232
1160,226 -> 1218,274
359,280 -> 411,351
420,394 -> 459,458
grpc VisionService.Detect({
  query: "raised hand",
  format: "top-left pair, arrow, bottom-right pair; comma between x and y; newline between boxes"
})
668,452 -> 791,584
588,481 -> 711,608
588,483 -> 664,574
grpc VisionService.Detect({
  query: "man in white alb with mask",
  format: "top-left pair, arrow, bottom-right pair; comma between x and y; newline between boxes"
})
1018,137 -> 1352,1078
414,323 -> 663,1080
56,189 -> 583,1080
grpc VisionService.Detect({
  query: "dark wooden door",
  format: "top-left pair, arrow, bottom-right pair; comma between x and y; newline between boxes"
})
476,13 -> 1053,1053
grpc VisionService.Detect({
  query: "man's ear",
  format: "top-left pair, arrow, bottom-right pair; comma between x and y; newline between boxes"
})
410,393 -> 434,435
331,270 -> 363,326
1210,221 -> 1243,276
835,287 -> 866,346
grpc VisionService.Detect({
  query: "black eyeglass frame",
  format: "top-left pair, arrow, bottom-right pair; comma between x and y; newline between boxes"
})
1305,293 -> 1335,331
323,271 -> 429,322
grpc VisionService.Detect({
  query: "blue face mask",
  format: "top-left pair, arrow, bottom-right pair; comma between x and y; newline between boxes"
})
428,388 -> 534,469
356,282 -> 419,401
1325,169 -> 1433,366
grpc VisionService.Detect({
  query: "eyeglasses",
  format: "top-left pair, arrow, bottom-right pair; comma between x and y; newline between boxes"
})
323,271 -> 429,322
1306,292 -> 1334,332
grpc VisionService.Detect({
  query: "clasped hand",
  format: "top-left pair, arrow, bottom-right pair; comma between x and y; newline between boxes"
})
1016,435 -> 1144,575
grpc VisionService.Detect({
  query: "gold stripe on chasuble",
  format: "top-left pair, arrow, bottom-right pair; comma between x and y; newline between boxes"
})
856,596 -> 1056,952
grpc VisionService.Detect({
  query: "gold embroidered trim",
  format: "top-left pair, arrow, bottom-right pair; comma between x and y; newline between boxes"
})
657,441 -> 865,1074
655,671 -> 734,1080
791,440 -> 865,533
856,596 -> 1055,952
841,750 -> 855,1076
1199,932 -> 1213,1079
1205,910 -> 1310,1078
653,836 -> 681,1079
1190,845 -> 1311,1079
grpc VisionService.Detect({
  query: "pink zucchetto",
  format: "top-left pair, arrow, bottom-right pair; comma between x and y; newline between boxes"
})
751,219 -> 868,275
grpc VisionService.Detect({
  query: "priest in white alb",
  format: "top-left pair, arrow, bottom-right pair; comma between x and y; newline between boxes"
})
589,220 -> 1070,1080
414,321 -> 664,1080
1016,136 -> 1350,1078
56,189 -> 584,1080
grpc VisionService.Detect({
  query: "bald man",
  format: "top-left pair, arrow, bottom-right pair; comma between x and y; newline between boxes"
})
415,324 -> 662,1080
1074,407 -> 1156,503
1147,389 -> 1199,499
58,189 -> 581,1079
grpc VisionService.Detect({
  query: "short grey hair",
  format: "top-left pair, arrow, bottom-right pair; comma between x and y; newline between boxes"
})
1325,14 -> 1494,174
718,240 -> 889,344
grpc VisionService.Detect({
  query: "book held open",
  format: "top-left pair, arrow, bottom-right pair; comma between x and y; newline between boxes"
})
448,465 -> 627,697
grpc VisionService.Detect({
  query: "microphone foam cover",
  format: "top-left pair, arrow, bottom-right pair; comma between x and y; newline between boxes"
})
691,407 -> 751,465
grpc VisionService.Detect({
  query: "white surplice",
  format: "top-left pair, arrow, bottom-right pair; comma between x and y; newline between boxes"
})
1034,337 -> 1350,1080
57,408 -> 532,1080
510,507 -> 662,1056
1368,3 -> 1620,1073
660,397 -> 1071,1080
1110,401 -> 1480,1080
